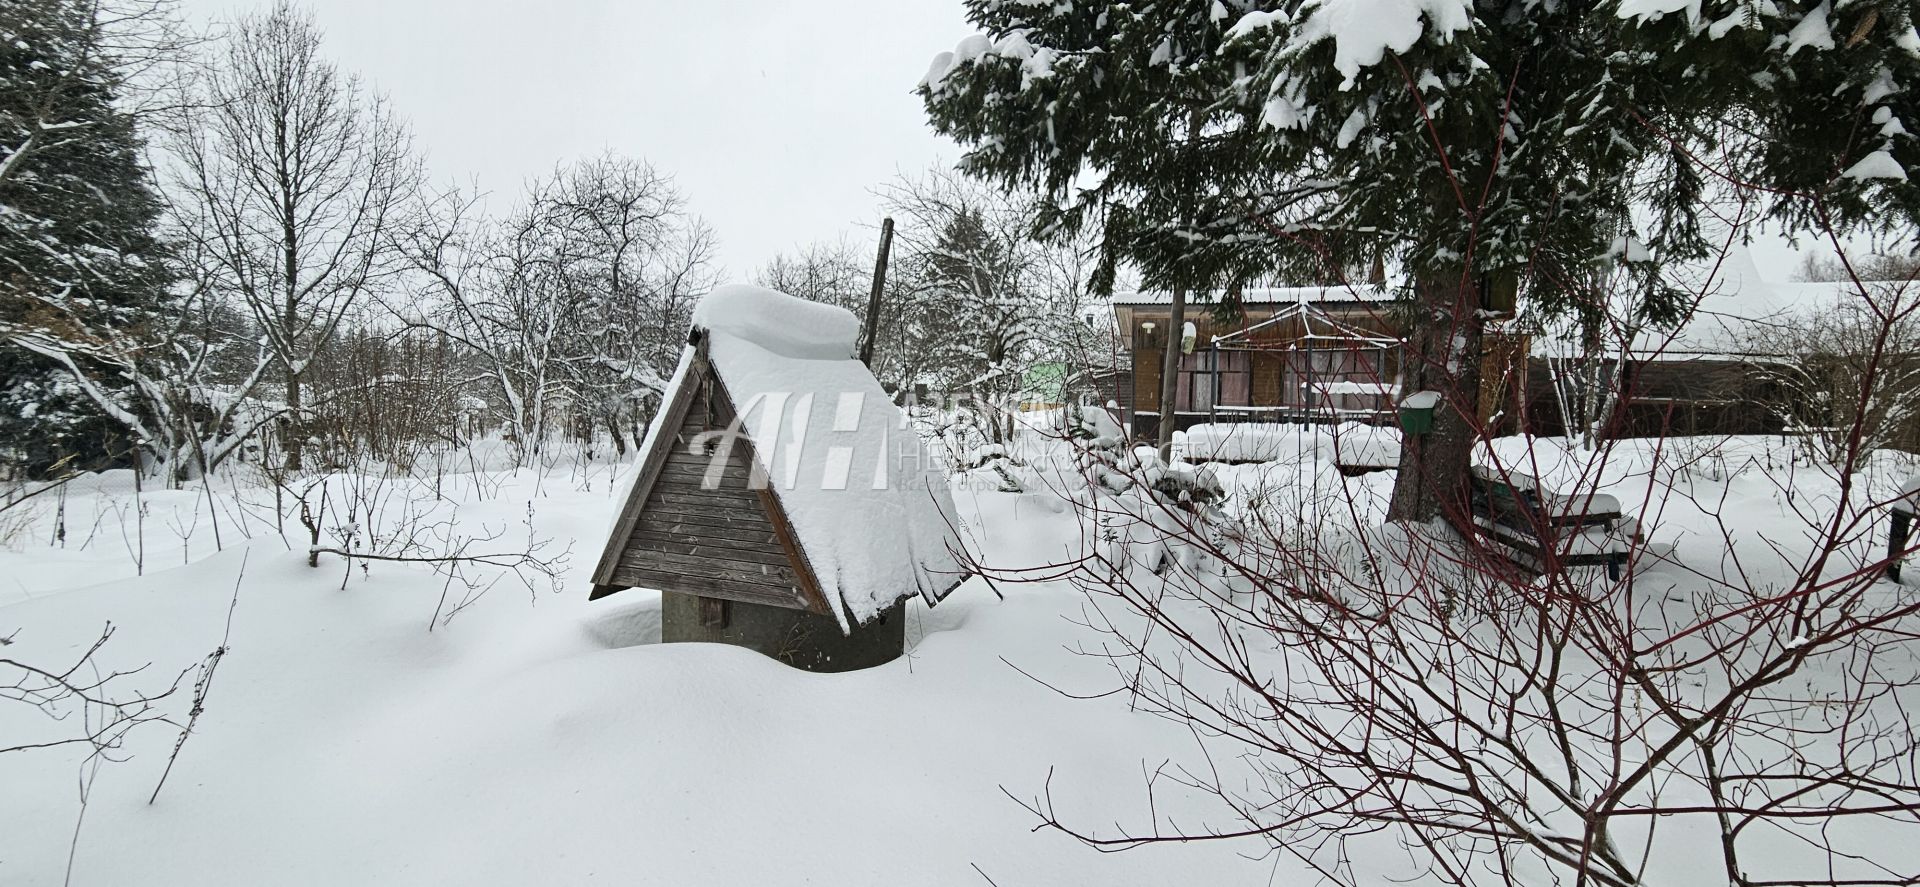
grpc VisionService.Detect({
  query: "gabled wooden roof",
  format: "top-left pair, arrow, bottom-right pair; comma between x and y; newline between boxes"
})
591,337 -> 834,615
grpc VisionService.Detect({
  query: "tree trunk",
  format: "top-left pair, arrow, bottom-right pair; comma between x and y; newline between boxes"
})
1157,285 -> 1188,459
283,374 -> 304,472
1387,274 -> 1485,525
607,414 -> 628,459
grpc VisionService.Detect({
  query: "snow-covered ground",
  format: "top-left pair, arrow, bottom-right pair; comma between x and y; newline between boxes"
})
0,455 -> 1267,886
3,429 -> 1917,885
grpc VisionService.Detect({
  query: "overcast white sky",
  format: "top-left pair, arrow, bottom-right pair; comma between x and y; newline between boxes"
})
178,0 -> 971,280
174,1 -> 1824,285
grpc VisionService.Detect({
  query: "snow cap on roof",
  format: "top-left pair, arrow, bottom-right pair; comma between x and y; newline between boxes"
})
1109,283 -> 1396,306
693,283 -> 862,359
1532,243 -> 1856,361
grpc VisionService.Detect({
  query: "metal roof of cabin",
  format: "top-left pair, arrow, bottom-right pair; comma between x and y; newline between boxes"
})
1108,283 -> 1398,306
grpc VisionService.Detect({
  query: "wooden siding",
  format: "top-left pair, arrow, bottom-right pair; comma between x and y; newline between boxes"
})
1519,357 -> 1784,438
1251,352 -> 1285,405
605,371 -> 817,612
1135,346 -> 1164,413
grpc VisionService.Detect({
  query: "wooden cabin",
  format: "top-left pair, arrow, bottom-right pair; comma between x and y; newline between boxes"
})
589,284 -> 968,672
1111,285 -> 1527,439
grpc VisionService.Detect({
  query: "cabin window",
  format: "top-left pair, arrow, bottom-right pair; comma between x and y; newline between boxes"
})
1176,350 -> 1251,411
1289,346 -> 1396,414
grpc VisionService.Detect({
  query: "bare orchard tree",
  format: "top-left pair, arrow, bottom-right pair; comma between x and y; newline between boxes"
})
164,0 -> 416,472
395,157 -> 713,463
536,156 -> 716,457
394,187 -> 574,464
758,238 -> 872,313
756,236 -> 926,388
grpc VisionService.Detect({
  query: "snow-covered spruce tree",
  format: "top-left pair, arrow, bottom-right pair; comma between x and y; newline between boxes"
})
875,167 -> 1110,437
920,0 -> 1918,524
919,10 -> 1270,457
0,0 -> 174,475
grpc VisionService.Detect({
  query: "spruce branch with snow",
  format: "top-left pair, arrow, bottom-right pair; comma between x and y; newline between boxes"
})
0,0 -> 181,474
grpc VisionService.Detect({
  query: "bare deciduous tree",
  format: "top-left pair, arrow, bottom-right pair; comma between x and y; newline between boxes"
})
395,156 -> 713,465
1749,254 -> 1920,461
165,0 -> 416,472
978,227 -> 1920,887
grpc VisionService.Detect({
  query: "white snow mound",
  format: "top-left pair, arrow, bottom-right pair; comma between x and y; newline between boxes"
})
691,283 -> 861,360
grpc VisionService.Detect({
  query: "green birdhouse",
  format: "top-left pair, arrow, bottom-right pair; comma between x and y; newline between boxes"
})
1398,390 -> 1441,436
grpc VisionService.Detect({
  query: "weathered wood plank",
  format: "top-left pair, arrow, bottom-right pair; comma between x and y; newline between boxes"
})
649,475 -> 762,498
618,547 -> 797,587
699,596 -> 730,628
650,490 -> 770,512
624,534 -> 792,567
701,369 -> 834,618
656,459 -> 755,486
608,565 -> 808,609
635,504 -> 777,532
590,346 -> 711,588
632,517 -> 780,547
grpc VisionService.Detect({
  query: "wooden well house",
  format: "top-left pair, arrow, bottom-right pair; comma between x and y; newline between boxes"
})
588,284 -> 967,672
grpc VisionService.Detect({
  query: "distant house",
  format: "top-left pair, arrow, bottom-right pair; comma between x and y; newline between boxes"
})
1108,283 -> 1528,440
1100,251 -> 1883,443
1523,247 -> 1829,439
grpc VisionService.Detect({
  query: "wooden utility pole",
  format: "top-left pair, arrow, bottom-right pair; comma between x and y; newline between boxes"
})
859,217 -> 895,367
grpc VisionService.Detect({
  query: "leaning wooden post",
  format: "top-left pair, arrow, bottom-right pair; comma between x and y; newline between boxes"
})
859,217 -> 894,368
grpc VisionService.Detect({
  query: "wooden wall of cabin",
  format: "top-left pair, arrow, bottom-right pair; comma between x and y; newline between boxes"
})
1620,359 -> 1785,437
1252,352 -> 1285,405
1118,303 -> 1521,435
1518,357 -> 1785,439
1122,306 -> 1302,416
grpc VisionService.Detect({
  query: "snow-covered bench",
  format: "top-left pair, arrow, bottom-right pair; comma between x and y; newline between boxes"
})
1468,466 -> 1639,581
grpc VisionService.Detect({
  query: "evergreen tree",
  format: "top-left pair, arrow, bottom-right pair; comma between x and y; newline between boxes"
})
0,0 -> 173,474
920,0 -> 1917,522
918,8 -> 1257,455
